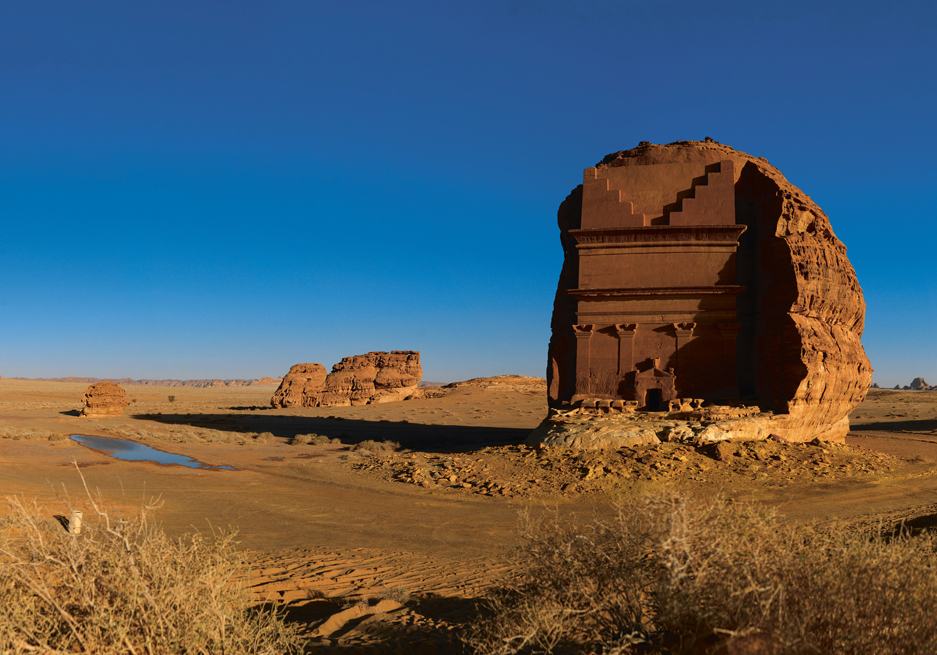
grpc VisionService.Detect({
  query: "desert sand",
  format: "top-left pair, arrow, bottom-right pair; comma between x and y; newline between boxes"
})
2,378 -> 937,651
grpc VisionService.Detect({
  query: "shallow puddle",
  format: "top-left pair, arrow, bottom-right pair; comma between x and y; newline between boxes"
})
70,435 -> 234,470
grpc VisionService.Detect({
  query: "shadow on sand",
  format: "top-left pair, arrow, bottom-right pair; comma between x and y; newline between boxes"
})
131,413 -> 533,454
255,594 -> 480,653
851,418 -> 937,434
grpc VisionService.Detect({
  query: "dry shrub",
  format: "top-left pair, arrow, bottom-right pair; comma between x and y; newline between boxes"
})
0,491 -> 302,654
466,494 -> 937,655
352,439 -> 400,453
290,433 -> 339,446
0,428 -> 67,442
252,431 -> 275,443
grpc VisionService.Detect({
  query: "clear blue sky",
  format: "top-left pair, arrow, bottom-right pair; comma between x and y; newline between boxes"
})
1,1 -> 933,386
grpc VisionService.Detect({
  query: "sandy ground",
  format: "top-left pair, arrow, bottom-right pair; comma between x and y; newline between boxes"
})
2,379 -> 937,653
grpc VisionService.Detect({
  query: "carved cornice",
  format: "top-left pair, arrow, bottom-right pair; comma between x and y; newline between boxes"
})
569,286 -> 746,299
570,224 -> 747,248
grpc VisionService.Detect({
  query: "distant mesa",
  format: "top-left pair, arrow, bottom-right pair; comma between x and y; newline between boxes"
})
904,377 -> 934,391
444,375 -> 547,391
80,382 -> 129,417
15,376 -> 282,388
271,351 -> 422,408
540,139 -> 871,446
874,378 -> 937,391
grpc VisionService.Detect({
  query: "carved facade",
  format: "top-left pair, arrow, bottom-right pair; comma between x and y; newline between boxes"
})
547,141 -> 872,443
567,160 -> 745,409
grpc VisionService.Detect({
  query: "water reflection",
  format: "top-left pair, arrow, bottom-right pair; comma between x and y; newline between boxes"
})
71,435 -> 234,470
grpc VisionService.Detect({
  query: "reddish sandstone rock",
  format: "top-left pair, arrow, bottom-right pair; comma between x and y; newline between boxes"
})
318,351 -> 422,407
80,382 -> 129,417
270,363 -> 327,408
546,140 -> 872,443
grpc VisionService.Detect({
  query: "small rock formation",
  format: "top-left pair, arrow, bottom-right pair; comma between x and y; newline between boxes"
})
80,382 -> 129,417
905,377 -> 933,391
270,363 -> 327,408
542,140 -> 872,446
319,351 -> 422,406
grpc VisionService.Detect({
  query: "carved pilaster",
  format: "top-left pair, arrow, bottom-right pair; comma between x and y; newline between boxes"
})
672,322 -> 696,374
573,324 -> 595,396
614,323 -> 637,375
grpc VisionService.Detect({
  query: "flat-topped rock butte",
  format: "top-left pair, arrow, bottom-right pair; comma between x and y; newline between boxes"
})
271,351 -> 422,408
79,381 -> 129,417
539,140 -> 870,447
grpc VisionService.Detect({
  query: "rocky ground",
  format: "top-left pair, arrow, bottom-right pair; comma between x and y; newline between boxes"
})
344,438 -> 900,499
3,379 -> 937,653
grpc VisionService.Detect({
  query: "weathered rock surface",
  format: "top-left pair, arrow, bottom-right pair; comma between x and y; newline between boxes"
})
908,377 -> 933,391
527,403 -> 781,449
318,351 -> 422,407
545,140 -> 872,444
270,363 -> 327,408
80,382 -> 129,417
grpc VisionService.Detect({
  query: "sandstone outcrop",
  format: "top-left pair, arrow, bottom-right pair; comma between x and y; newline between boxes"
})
80,382 -> 130,417
270,363 -> 327,408
318,351 -> 422,407
543,140 -> 872,444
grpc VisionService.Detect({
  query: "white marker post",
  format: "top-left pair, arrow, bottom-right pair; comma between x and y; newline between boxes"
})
69,510 -> 83,535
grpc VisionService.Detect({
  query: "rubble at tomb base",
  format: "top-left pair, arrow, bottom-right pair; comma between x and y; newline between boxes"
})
80,382 -> 130,417
271,352 -> 422,408
526,399 -> 782,449
543,140 -> 871,446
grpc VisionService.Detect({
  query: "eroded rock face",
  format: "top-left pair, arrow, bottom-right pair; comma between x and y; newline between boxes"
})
80,382 -> 129,417
545,140 -> 872,443
319,351 -> 422,407
270,363 -> 327,408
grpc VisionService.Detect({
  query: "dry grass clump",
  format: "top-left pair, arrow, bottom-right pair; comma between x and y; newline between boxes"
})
0,493 -> 302,654
106,425 -> 252,446
290,433 -> 340,446
466,494 -> 937,655
352,439 -> 400,453
0,428 -> 68,442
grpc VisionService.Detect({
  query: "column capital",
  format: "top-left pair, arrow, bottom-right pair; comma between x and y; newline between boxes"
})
672,322 -> 696,336
614,323 -> 637,337
573,324 -> 595,339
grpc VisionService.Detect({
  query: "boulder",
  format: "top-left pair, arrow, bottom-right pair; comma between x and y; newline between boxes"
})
318,351 -> 422,407
80,382 -> 129,417
544,140 -> 872,444
270,363 -> 327,408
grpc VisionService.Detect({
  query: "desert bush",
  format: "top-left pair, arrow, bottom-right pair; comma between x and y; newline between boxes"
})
0,491 -> 303,654
0,428 -> 68,442
466,494 -> 937,655
352,439 -> 400,453
290,433 -> 339,446
167,395 -> 176,403
252,431 -> 275,443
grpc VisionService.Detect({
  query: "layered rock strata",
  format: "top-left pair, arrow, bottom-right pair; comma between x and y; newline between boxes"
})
318,351 -> 422,407
543,140 -> 872,444
270,363 -> 328,408
80,382 -> 130,417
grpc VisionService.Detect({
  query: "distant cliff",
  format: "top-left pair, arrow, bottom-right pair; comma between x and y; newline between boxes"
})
11,376 -> 281,388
